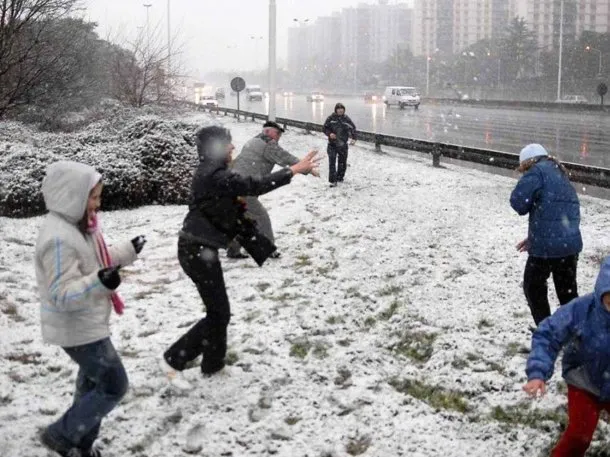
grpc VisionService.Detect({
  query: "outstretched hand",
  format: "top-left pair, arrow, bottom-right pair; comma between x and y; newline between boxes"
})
291,150 -> 321,176
522,379 -> 546,398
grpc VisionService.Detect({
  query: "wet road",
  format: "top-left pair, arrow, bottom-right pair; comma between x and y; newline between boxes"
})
221,94 -> 610,168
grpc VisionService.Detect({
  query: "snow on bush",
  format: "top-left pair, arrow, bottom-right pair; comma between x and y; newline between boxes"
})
0,109 -> 201,218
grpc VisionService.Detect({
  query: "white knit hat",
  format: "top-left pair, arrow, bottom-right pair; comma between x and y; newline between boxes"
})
519,144 -> 548,164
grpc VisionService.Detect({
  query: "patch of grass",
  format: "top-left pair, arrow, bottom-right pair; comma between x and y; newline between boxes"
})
243,310 -> 262,323
389,378 -> 471,413
345,434 -> 372,456
316,261 -> 339,276
289,340 -> 312,359
512,310 -> 530,319
363,316 -> 377,327
505,342 -> 530,357
312,342 -> 329,359
477,318 -> 493,329
379,300 -> 400,320
281,278 -> 295,288
294,255 -> 312,268
378,284 -> 403,297
451,358 -> 469,369
466,352 -> 480,362
490,402 -> 566,430
284,415 -> 302,425
6,352 -> 42,365
225,351 -> 239,366
337,338 -> 352,347
326,315 -> 345,325
445,267 -> 469,280
256,282 -> 272,292
298,225 -> 312,235
243,294 -> 256,302
392,330 -> 437,363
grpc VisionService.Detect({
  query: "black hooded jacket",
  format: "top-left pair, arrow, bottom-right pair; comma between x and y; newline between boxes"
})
323,112 -> 357,146
180,148 -> 293,249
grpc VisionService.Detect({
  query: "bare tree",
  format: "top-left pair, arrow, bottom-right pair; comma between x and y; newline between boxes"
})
0,0 -> 84,117
109,22 -> 185,107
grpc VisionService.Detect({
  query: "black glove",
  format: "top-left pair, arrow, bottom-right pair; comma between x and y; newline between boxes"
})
98,265 -> 121,290
131,235 -> 147,254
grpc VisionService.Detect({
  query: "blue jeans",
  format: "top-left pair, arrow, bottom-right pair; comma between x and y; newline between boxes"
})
47,338 -> 128,450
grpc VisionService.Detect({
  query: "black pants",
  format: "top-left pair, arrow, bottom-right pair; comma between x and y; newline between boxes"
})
328,144 -> 349,183
523,255 -> 579,326
164,238 -> 230,374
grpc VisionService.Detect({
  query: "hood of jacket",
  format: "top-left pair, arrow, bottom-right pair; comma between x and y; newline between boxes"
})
595,257 -> 610,317
41,161 -> 101,224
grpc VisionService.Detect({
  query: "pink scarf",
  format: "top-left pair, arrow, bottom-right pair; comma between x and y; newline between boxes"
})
88,214 -> 125,315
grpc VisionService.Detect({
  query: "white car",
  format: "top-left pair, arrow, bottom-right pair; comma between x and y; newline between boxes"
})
199,95 -> 218,107
245,85 -> 264,101
383,86 -> 421,109
306,92 -> 324,102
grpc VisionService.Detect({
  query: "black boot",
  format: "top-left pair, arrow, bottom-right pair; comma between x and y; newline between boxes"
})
40,429 -> 82,457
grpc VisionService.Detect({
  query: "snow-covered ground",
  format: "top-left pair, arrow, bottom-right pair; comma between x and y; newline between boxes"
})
1,111 -> 610,457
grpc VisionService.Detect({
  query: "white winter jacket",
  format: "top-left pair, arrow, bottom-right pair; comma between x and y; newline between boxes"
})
34,161 -> 137,347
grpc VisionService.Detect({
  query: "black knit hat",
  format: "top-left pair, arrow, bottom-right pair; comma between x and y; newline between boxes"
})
335,102 -> 346,113
263,120 -> 285,133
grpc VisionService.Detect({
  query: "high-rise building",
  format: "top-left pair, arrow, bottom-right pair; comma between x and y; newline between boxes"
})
576,0 -> 610,34
412,0 -> 529,56
287,2 -> 412,78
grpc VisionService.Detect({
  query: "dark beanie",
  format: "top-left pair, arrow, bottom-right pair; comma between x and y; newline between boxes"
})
335,103 -> 345,113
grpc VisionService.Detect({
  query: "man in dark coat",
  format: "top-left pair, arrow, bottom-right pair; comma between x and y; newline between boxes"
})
323,102 -> 357,187
160,126 -> 319,387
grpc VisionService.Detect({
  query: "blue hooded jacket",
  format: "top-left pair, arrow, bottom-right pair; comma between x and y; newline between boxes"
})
526,257 -> 610,400
510,158 -> 582,258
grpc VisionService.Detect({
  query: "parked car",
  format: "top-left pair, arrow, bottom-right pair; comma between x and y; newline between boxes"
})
306,92 -> 324,102
364,92 -> 382,103
199,95 -> 219,108
383,86 -> 421,109
561,95 -> 588,104
245,85 -> 264,101
215,88 -> 225,99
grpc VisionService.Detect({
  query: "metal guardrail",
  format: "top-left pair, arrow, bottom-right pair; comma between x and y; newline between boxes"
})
188,102 -> 610,189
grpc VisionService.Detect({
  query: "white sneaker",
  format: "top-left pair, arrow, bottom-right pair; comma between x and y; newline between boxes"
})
158,356 -> 193,390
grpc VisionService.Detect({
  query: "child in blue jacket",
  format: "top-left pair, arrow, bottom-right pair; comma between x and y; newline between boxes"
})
523,256 -> 610,457
510,144 -> 582,326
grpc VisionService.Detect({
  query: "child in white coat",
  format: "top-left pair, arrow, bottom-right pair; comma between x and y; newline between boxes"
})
35,161 -> 146,457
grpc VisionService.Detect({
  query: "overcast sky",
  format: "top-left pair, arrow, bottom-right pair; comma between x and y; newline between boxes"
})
81,0 -> 412,79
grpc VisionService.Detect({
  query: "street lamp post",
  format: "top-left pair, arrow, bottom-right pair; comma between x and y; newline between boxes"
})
143,3 -> 152,32
585,45 -> 603,76
426,56 -> 430,96
251,35 -> 264,70
167,0 -> 171,76
556,0 -> 564,102
268,0 -> 277,121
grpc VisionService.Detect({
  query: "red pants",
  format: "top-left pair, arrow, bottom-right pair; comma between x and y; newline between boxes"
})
552,385 -> 610,457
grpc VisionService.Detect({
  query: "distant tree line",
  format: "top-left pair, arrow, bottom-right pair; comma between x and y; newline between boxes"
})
0,0 -> 177,124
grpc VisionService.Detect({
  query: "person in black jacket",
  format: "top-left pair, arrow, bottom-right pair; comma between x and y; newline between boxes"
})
159,126 -> 319,388
323,102 -> 357,187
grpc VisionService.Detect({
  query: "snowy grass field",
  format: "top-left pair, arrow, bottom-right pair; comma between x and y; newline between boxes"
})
1,111 -> 610,457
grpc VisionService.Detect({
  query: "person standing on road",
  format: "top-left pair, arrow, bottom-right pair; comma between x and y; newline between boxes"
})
226,121 -> 318,259
323,102 -> 357,187
510,143 -> 582,327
